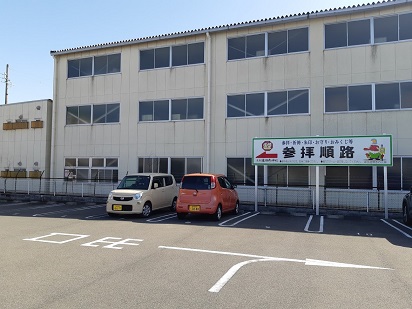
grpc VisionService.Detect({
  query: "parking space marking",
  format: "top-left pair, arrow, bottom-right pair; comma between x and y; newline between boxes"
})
219,212 -> 260,227
159,245 -> 392,293
32,204 -> 103,217
381,219 -> 412,238
81,237 -> 143,250
146,213 -> 176,222
304,215 -> 324,233
24,232 -> 90,244
85,214 -> 109,219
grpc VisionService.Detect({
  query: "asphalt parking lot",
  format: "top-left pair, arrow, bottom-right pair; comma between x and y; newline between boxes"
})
0,201 -> 411,309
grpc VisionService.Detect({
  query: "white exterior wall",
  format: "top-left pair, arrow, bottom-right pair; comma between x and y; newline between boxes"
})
51,2 -> 412,183
0,99 -> 52,177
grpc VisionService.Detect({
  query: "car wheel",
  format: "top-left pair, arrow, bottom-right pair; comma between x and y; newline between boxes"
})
233,201 -> 239,215
213,205 -> 222,221
170,198 -> 177,211
403,204 -> 411,225
141,203 -> 152,218
177,212 -> 186,220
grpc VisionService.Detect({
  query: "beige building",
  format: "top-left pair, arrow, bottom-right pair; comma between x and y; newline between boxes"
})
0,99 -> 53,178
49,0 -> 412,193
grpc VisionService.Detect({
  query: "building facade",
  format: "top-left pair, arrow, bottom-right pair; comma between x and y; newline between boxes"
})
50,0 -> 412,192
0,99 -> 53,178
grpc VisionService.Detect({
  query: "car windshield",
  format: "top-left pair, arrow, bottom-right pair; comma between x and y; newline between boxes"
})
117,176 -> 150,190
181,176 -> 211,190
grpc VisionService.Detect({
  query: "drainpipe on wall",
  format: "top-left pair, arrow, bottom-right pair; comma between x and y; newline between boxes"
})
206,32 -> 211,173
50,56 -> 58,179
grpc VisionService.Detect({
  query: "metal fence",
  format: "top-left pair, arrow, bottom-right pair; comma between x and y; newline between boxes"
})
0,178 -> 118,197
0,177 -> 405,213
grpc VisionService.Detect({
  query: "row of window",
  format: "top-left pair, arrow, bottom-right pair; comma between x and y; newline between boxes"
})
325,12 -> 412,49
325,81 -> 412,112
140,42 -> 204,70
66,104 -> 120,125
227,157 -> 412,190
68,54 -> 121,78
64,158 -> 119,182
228,27 -> 309,60
65,80 -> 412,125
139,98 -> 204,121
227,89 -> 309,118
63,155 -> 412,191
138,157 -> 202,183
66,14 -> 412,77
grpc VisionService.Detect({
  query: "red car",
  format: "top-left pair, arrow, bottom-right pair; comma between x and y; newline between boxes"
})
176,173 -> 240,221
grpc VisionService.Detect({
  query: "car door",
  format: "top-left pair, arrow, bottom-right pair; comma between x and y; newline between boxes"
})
217,176 -> 231,211
151,176 -> 166,209
224,177 -> 237,209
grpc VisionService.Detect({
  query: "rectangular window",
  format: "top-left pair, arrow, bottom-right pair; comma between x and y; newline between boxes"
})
93,103 -> 120,123
66,106 -> 92,125
68,55 -> 120,78
374,15 -> 398,43
138,100 -> 169,121
141,42 -> 204,70
140,98 -> 203,122
227,158 -> 263,186
68,57 -> 92,78
138,157 -> 202,183
172,42 -> 204,66
268,31 -> 287,55
349,85 -> 372,111
375,83 -> 400,110
246,34 -> 265,58
230,28 -> 308,60
325,19 -> 370,49
227,93 -> 264,117
171,98 -> 204,120
399,13 -> 412,41
401,82 -> 412,109
288,28 -> 309,53
229,89 -> 308,118
65,158 -> 118,182
228,37 -> 246,60
325,85 -> 372,112
94,54 -> 121,75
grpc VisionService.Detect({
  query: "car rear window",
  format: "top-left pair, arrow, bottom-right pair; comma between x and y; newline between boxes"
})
181,176 -> 211,190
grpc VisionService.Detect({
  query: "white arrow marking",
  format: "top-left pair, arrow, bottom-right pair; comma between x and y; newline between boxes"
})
159,245 -> 393,293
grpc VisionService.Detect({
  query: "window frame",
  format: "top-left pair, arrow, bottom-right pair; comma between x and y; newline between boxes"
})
227,89 -> 310,118
228,27 -> 309,61
67,53 -> 121,79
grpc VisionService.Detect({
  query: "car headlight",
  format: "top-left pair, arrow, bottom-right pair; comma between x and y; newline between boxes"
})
134,193 -> 142,200
108,192 -> 113,200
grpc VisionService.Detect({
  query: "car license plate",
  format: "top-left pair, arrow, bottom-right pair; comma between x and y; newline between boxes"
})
189,205 -> 200,211
113,205 -> 122,211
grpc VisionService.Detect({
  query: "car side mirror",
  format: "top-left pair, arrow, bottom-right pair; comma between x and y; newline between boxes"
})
153,183 -> 159,189
233,184 -> 237,189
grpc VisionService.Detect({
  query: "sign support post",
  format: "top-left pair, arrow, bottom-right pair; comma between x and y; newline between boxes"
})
316,165 -> 320,216
255,165 -> 258,212
384,166 -> 388,219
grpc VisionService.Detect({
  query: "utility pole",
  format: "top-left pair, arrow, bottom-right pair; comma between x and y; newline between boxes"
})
2,64 -> 10,104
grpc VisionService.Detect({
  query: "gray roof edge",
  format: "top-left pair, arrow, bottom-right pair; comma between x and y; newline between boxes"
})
50,0 -> 407,56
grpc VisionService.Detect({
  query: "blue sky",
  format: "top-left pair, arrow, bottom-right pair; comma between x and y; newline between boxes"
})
0,0 -> 366,104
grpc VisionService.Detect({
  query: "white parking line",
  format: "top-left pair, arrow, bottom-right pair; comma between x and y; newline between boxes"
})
381,219 -> 412,238
146,214 -> 176,222
219,212 -> 260,227
304,215 -> 324,233
33,205 -> 103,217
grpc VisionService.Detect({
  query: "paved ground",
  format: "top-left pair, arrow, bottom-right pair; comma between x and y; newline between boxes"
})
0,200 -> 411,309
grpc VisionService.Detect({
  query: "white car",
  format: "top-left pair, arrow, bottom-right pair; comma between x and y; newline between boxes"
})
107,173 -> 178,217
